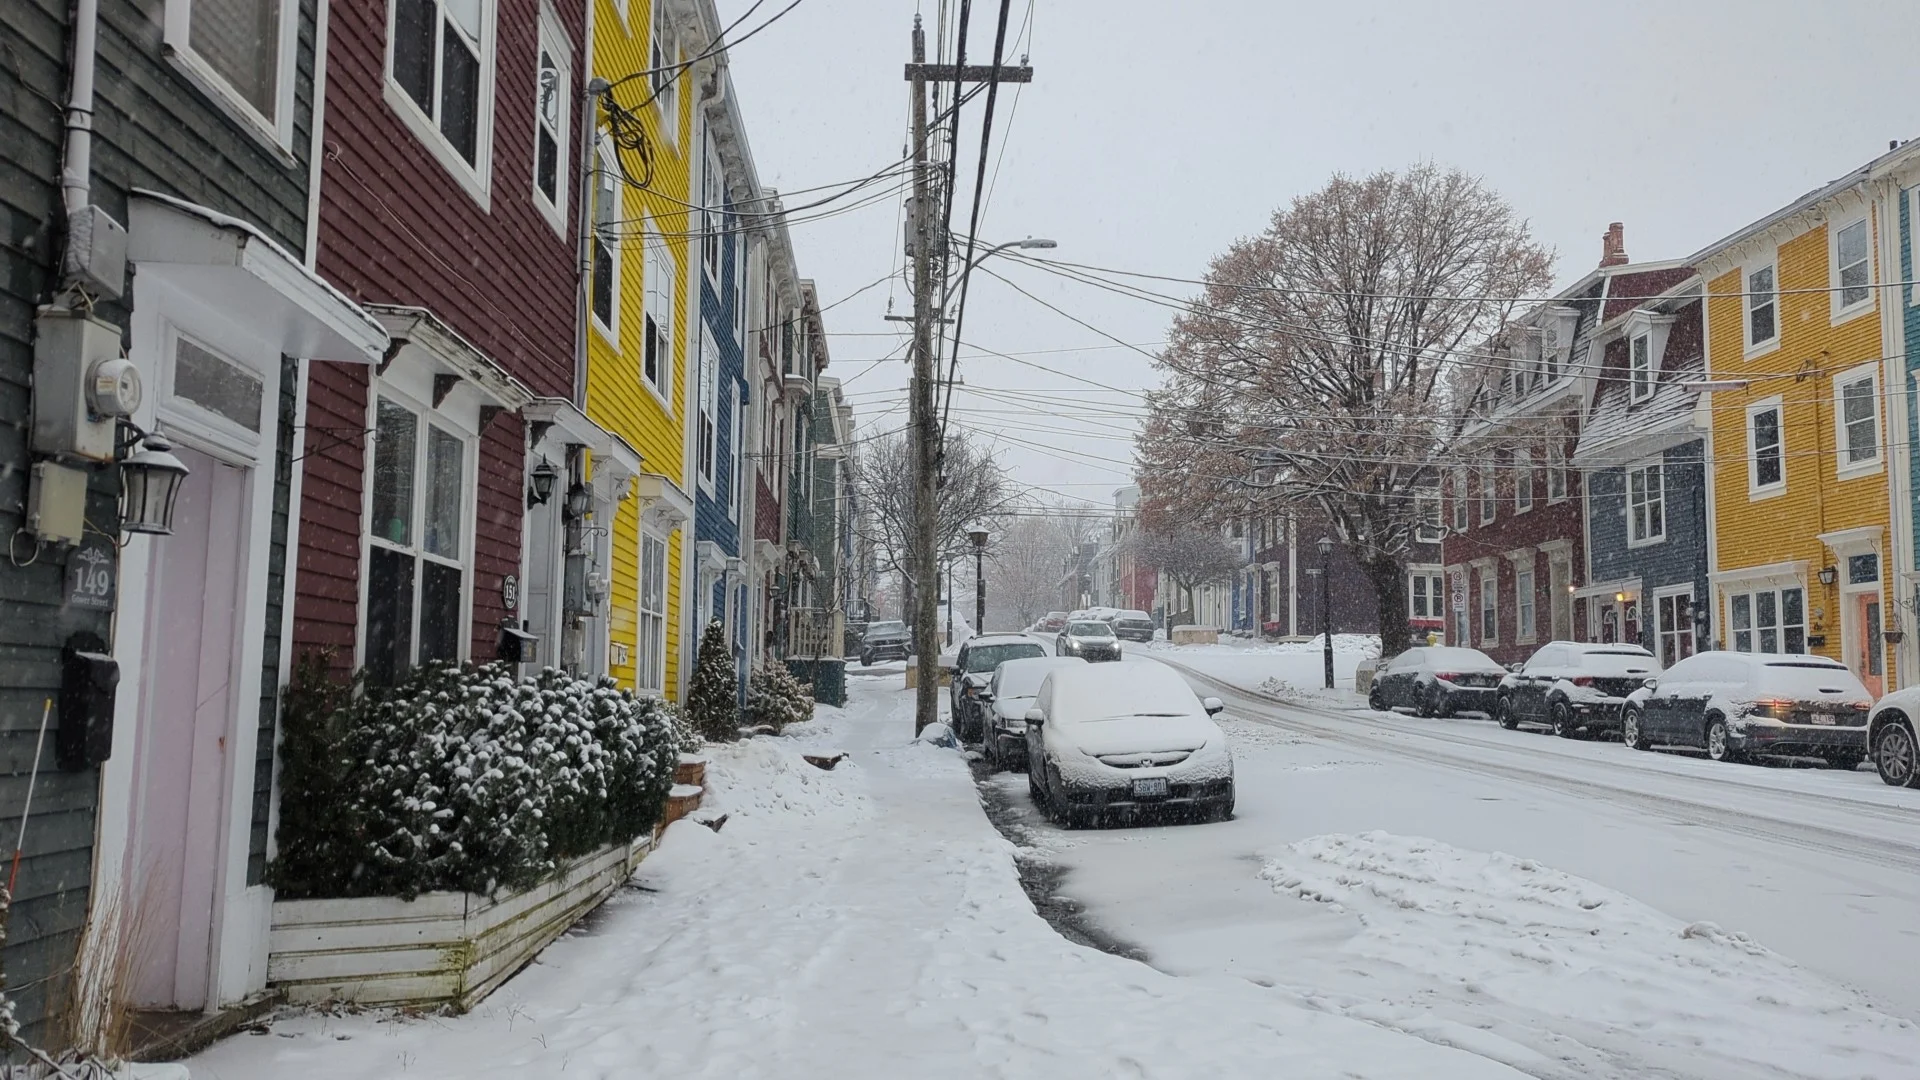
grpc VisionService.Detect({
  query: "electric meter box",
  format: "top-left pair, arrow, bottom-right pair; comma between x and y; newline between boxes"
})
33,308 -> 129,463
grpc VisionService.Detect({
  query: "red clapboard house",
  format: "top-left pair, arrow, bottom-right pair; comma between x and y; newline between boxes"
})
293,0 -> 621,682
1442,225 -> 1694,666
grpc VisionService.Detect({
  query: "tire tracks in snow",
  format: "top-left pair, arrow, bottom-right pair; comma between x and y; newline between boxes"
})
1156,656 -> 1920,879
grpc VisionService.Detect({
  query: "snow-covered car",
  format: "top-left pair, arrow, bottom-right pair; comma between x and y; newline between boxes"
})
978,655 -> 1088,768
1036,611 -> 1068,633
859,620 -> 911,666
1055,620 -> 1122,662
1367,646 -> 1506,717
1109,610 -> 1156,643
1025,662 -> 1232,825
1620,651 -> 1871,766
1866,689 -> 1920,787
949,633 -> 1049,740
1496,641 -> 1660,738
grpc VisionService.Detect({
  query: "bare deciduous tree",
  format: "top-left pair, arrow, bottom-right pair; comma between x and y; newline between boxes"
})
985,508 -> 1102,628
1137,164 -> 1551,656
1126,514 -> 1242,623
853,427 -> 1017,617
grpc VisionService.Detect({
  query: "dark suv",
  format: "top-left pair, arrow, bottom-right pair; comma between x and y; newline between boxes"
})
859,620 -> 911,666
1110,610 -> 1155,643
1496,641 -> 1659,738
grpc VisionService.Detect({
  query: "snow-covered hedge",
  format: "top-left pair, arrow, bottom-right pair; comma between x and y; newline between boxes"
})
269,660 -> 678,900
746,662 -> 814,732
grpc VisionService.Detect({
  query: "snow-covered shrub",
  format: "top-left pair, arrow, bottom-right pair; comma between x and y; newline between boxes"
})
268,661 -> 677,900
686,621 -> 740,743
659,698 -> 704,754
746,662 -> 814,732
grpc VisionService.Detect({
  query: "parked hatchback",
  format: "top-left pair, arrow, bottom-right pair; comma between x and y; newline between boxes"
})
1621,651 -> 1871,767
1497,641 -> 1660,738
979,655 -> 1088,768
1109,610 -> 1156,643
1368,646 -> 1506,717
1025,662 -> 1232,826
950,633 -> 1049,740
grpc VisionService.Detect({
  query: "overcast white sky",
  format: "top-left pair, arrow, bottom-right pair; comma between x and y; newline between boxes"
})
717,0 -> 1920,508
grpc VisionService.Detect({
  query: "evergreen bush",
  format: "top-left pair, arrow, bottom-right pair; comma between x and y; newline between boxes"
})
268,660 -> 678,900
686,620 -> 740,743
746,662 -> 815,732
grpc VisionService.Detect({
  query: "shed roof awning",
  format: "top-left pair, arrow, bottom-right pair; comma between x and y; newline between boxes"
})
366,305 -> 536,411
127,191 -> 387,363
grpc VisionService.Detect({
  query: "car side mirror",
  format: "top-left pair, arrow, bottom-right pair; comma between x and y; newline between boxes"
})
1643,678 -> 1658,691
1202,696 -> 1224,716
978,691 -> 994,703
1024,708 -> 1045,725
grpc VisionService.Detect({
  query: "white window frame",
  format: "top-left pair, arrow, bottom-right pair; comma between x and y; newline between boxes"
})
162,0 -> 300,153
643,227 -> 675,409
1629,331 -> 1653,403
1747,396 -> 1786,499
1546,443 -> 1568,503
1829,213 -> 1875,323
1513,448 -> 1533,513
1626,459 -> 1666,547
1451,467 -> 1468,532
1910,188 -> 1920,309
729,391 -> 744,521
702,139 -> 725,285
1408,568 -> 1443,620
1415,487 -> 1442,543
1727,585 -> 1806,656
361,385 -> 478,680
698,323 -> 720,492
1515,566 -> 1536,644
1743,259 -> 1779,357
530,5 -> 572,235
382,0 -> 499,208
636,528 -> 668,693
1479,465 -> 1496,525
1654,584 -> 1696,668
1832,361 -> 1882,478
589,139 -> 621,343
1479,573 -> 1499,647
650,4 -> 678,148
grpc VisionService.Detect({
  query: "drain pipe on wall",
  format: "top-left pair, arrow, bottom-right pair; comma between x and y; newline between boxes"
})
60,0 -> 99,223
572,78 -> 609,412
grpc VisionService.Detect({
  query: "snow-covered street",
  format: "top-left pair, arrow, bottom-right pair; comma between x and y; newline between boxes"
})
182,658 -> 1920,1079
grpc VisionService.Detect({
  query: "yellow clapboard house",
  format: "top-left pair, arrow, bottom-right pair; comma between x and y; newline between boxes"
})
583,0 -> 703,697
1697,151 -> 1908,696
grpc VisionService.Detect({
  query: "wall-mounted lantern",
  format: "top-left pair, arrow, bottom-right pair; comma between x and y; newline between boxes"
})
563,481 -> 592,521
527,457 -> 559,508
117,427 -> 189,535
1817,565 -> 1839,587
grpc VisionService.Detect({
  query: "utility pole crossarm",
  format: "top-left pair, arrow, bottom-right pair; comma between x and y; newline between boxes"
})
903,64 -> 1033,83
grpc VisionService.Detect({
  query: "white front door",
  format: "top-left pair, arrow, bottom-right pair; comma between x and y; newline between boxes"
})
130,444 -> 249,1010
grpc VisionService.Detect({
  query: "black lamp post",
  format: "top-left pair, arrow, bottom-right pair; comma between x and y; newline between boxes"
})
1317,535 -> 1334,689
969,528 -> 989,633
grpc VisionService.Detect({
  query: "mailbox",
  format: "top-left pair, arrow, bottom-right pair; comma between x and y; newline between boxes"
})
58,632 -> 118,771
499,622 -> 539,665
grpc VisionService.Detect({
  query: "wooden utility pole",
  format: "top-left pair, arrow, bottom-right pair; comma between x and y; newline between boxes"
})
903,18 -> 1031,733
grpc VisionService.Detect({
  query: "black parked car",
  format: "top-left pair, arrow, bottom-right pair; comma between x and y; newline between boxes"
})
859,620 -> 911,666
1056,620 -> 1121,662
1620,651 -> 1871,767
1368,646 -> 1506,718
1496,641 -> 1659,738
950,633 -> 1048,740
1109,610 -> 1156,643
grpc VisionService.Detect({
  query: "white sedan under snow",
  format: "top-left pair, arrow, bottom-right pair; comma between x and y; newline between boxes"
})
1024,662 -> 1233,827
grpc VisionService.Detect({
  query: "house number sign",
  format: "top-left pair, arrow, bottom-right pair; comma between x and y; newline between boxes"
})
502,573 -> 519,612
66,539 -> 117,612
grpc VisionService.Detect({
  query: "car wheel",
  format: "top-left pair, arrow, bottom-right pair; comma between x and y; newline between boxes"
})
860,651 -> 872,667
1550,701 -> 1578,739
1495,696 -> 1520,730
1873,716 -> 1920,788
1368,685 -> 1386,711
1415,685 -> 1437,718
1027,759 -> 1045,804
1705,715 -> 1743,764
982,728 -> 999,769
1823,753 -> 1863,772
1622,706 -> 1650,751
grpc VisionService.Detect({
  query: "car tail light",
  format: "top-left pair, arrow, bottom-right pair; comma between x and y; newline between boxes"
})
1435,672 -> 1458,682
1848,700 -> 1871,711
1570,676 -> 1594,687
1750,698 -> 1795,717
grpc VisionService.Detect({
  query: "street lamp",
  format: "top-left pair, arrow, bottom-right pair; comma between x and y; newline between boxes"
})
1317,536 -> 1335,690
969,528 -> 990,633
957,236 -> 1058,278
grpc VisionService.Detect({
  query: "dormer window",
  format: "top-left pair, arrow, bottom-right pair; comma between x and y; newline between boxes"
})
1630,332 -> 1653,402
1624,311 -> 1674,405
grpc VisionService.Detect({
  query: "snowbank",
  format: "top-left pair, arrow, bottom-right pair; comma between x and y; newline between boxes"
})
1261,831 -> 1920,1079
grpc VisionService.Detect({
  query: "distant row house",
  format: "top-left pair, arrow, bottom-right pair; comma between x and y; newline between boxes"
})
0,0 -> 858,1051
1439,139 -> 1920,705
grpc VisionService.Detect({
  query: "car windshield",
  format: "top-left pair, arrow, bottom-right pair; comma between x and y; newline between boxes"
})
965,642 -> 1045,671
866,621 -> 905,637
1068,621 -> 1113,637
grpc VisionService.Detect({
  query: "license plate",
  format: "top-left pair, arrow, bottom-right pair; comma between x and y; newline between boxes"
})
1810,713 -> 1836,725
1132,777 -> 1168,798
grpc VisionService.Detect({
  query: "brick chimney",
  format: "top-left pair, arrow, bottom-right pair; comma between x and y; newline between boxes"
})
1600,222 -> 1628,268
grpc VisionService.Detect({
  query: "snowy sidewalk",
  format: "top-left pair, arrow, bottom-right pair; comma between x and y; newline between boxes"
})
189,679 -> 1525,1079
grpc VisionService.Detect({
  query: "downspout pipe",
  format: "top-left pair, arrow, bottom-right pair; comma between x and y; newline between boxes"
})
60,0 -> 99,221
574,78 -> 609,411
